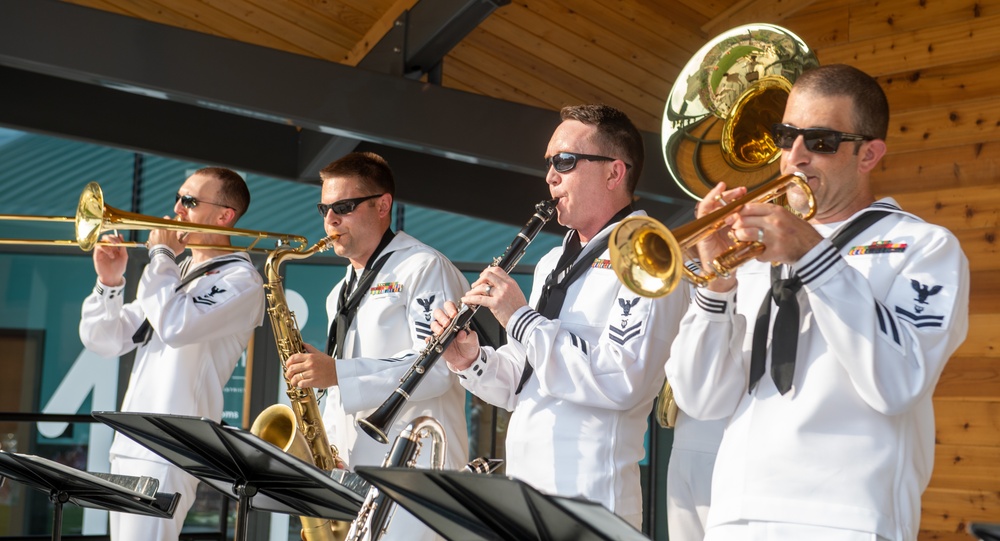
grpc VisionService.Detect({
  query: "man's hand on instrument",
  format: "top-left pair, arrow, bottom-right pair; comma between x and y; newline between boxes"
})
285,343 -> 338,388
93,233 -> 127,286
698,182 -> 747,293
431,301 -> 481,372
463,266 -> 526,328
147,216 -> 189,254
730,202 -> 822,265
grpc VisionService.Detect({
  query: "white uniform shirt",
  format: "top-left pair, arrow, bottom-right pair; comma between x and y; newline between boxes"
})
666,200 -> 970,540
321,231 -> 470,472
455,210 -> 690,524
80,249 -> 265,462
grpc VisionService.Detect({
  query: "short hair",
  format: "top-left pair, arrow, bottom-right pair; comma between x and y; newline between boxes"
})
195,166 -> 250,222
560,104 -> 644,195
319,152 -> 396,199
793,64 -> 890,141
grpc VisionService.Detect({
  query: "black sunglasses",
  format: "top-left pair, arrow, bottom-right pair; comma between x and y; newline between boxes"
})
317,193 -> 384,217
545,152 -> 630,173
771,123 -> 874,155
175,193 -> 233,210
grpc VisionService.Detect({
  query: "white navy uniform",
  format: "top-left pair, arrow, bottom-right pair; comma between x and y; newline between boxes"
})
454,210 -> 690,529
80,248 -> 265,541
667,412 -> 726,541
666,200 -> 970,541
321,231 -> 469,541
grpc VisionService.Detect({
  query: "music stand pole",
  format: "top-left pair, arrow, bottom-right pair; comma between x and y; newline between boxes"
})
49,490 -> 69,541
233,483 -> 258,541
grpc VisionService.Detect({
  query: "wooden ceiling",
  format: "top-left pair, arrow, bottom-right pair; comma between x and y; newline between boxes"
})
60,0 -> 818,136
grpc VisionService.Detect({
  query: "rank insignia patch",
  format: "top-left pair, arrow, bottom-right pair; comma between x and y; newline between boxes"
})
416,295 -> 435,321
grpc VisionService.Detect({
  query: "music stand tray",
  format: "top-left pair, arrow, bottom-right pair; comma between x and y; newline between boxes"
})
92,411 -> 367,540
0,450 -> 178,541
354,467 -> 651,541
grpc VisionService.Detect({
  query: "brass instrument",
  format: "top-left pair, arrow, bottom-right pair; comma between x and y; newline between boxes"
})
0,181 -> 307,252
616,24 -> 819,428
250,234 -> 346,541
346,416 -> 447,541
610,172 -> 814,299
358,199 -> 559,444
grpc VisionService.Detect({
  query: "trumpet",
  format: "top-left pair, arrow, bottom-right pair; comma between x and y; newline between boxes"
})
609,172 -> 814,299
0,181 -> 306,252
358,198 -> 559,444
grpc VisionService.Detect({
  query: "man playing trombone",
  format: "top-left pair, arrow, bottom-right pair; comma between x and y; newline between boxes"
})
79,167 -> 265,541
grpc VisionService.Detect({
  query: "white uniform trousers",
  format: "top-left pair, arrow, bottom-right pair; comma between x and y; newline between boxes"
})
110,456 -> 199,541
705,521 -> 892,541
667,447 -> 716,541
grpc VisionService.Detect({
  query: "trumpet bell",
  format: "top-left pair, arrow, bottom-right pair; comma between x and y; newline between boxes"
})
609,216 -> 683,298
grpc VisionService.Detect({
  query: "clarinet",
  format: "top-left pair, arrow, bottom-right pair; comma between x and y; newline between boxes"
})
357,198 -> 559,443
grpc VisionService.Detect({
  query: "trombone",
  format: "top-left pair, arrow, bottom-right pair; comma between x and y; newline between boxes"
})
0,182 -> 306,252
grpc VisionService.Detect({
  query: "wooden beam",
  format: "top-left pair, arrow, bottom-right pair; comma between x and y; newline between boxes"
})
342,0 -> 419,66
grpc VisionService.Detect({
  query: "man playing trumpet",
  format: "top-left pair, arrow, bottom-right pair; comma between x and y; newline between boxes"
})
666,65 -> 969,541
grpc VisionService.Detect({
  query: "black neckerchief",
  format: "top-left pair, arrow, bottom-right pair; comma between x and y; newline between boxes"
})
131,256 -> 242,345
326,228 -> 396,357
748,209 -> 891,395
515,204 -> 634,394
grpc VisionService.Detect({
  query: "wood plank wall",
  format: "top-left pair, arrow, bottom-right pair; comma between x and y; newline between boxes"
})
783,1 -> 1000,539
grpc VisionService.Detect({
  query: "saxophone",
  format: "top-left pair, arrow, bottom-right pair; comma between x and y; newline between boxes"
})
250,235 -> 347,541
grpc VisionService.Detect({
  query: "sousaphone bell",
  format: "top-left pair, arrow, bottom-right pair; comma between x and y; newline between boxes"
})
610,24 -> 819,428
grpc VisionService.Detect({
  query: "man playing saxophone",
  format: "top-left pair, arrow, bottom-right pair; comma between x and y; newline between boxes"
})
284,152 -> 469,541
79,167 -> 265,541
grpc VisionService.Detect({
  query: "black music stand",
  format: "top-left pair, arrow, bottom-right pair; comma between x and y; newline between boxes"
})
971,523 -> 1000,541
92,411 -> 367,541
354,467 -> 651,541
0,450 -> 178,541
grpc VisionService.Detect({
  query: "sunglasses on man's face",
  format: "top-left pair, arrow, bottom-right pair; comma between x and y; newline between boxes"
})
317,193 -> 384,217
771,123 -> 874,155
175,193 -> 233,210
545,152 -> 630,173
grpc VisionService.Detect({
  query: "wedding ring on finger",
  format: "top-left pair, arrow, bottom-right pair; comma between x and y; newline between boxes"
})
484,284 -> 493,296
757,228 -> 765,243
